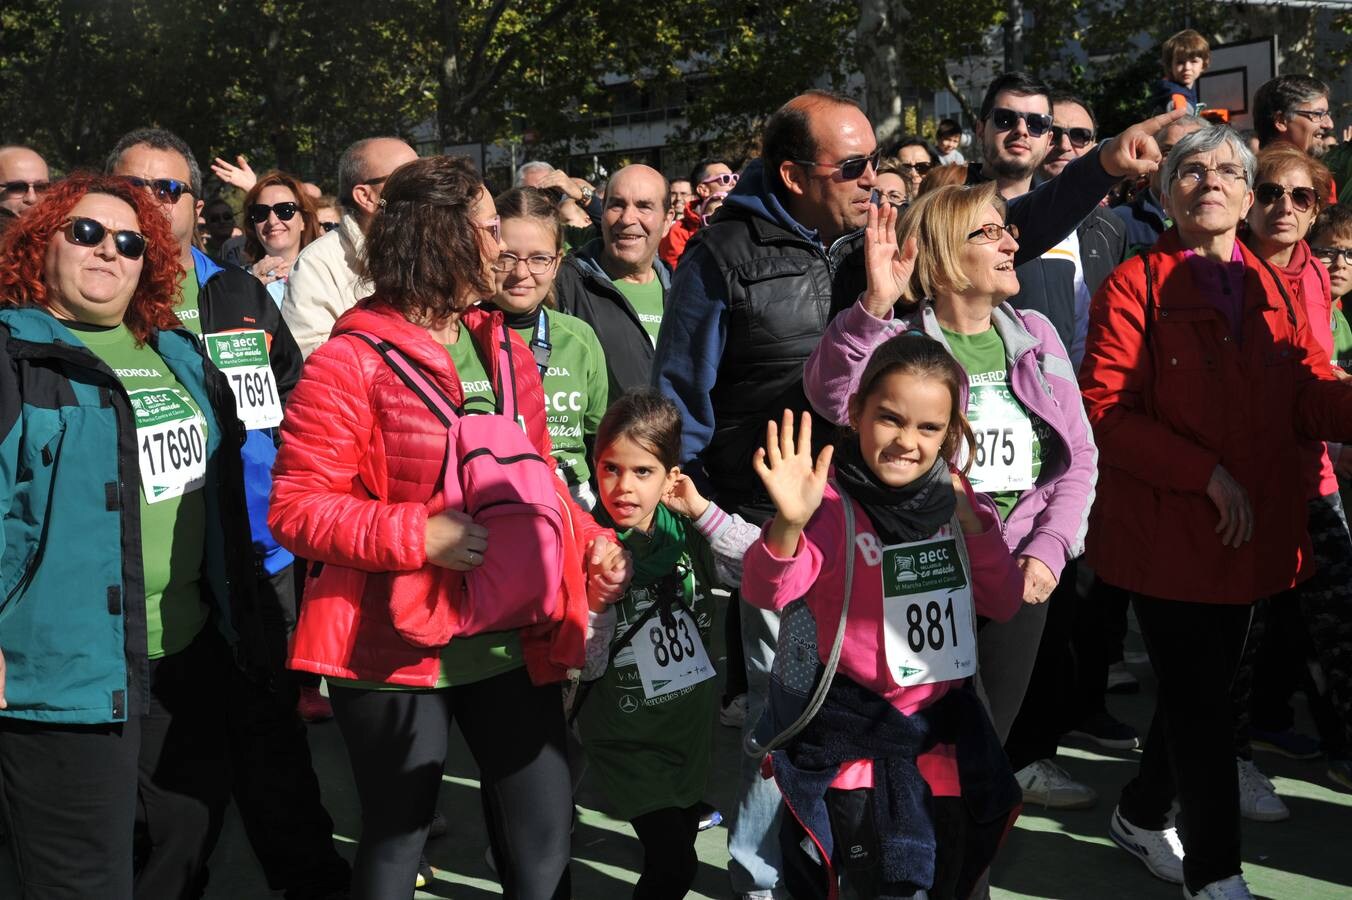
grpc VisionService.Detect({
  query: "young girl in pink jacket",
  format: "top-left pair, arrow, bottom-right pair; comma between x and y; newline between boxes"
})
742,333 -> 1023,900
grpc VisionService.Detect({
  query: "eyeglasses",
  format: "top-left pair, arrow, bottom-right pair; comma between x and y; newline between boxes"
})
989,107 -> 1053,138
1,180 -> 50,198
1313,246 -> 1352,267
62,217 -> 146,260
477,215 -> 501,243
967,222 -> 1020,243
792,148 -> 882,181
1050,126 -> 1095,148
1173,162 -> 1247,186
320,221 -> 339,233
699,172 -> 739,187
247,202 -> 300,224
492,252 -> 559,275
896,162 -> 932,175
1255,182 -> 1320,212
124,176 -> 192,204
879,189 -> 907,208
1288,108 -> 1333,124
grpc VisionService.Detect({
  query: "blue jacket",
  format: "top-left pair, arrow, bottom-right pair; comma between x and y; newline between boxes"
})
1110,188 -> 1169,258
0,308 -> 265,723
192,247 -> 300,576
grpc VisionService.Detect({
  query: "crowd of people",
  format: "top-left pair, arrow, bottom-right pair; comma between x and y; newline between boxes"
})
1,25 -> 1350,900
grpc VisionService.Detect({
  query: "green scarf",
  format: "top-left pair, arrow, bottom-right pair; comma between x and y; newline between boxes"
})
596,501 -> 687,587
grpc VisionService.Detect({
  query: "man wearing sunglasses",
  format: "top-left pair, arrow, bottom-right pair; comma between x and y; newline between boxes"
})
283,136 -> 417,359
659,157 -> 734,268
0,144 -> 50,217
106,127 -> 349,900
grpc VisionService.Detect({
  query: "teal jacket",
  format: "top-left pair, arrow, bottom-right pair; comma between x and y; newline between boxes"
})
0,308 -> 264,724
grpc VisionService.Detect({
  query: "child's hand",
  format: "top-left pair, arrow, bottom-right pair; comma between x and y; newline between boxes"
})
662,474 -> 710,521
950,473 -> 986,535
754,410 -> 833,529
586,536 -> 632,609
860,200 -> 919,318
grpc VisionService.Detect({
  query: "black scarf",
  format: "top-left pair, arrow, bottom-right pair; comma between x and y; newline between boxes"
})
833,435 -> 956,544
486,302 -> 543,331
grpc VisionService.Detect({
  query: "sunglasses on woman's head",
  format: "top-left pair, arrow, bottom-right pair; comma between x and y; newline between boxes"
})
124,176 -> 192,205
247,202 -> 300,224
1255,183 -> 1319,212
989,108 -> 1053,138
63,217 -> 146,260
700,172 -> 739,187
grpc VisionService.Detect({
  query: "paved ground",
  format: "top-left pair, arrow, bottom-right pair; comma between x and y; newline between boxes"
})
5,607 -> 1350,899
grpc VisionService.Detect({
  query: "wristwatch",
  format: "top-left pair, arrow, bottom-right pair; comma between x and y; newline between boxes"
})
577,185 -> 595,206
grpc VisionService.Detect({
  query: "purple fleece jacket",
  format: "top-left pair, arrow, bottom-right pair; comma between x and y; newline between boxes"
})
803,300 -> 1097,580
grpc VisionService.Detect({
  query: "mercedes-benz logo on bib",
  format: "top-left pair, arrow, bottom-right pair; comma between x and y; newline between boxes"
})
618,694 -> 640,714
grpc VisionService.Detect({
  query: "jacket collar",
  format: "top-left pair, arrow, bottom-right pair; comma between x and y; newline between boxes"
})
190,245 -> 224,288
1151,228 -> 1291,314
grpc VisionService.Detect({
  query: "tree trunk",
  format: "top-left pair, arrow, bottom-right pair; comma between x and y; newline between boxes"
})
857,0 -> 904,147
437,0 -> 466,147
1003,0 -> 1025,72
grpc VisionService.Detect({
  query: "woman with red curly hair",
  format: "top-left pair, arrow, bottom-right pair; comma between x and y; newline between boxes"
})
0,172 -> 266,899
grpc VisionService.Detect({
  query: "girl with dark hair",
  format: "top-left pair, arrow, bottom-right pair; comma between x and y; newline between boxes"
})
575,388 -> 758,900
268,155 -> 631,900
0,172 -> 264,898
743,334 -> 1023,899
492,186 -> 609,508
239,170 -> 321,307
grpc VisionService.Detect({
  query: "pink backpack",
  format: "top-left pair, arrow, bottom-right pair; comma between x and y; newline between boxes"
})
350,328 -> 565,645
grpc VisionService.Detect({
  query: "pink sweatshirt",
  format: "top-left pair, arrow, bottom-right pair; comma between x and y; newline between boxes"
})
742,475 -> 1022,791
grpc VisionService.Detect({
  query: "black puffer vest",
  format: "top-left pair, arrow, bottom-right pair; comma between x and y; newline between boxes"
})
689,207 -> 865,522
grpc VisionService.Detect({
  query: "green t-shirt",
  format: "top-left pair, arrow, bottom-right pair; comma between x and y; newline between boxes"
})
577,529 -> 718,821
513,309 -> 609,487
942,326 -> 1050,520
76,324 -> 210,659
177,269 -> 203,336
613,277 -> 664,346
1332,302 -> 1352,371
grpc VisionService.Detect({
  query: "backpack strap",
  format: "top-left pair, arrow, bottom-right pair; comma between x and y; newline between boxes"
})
529,308 -> 553,375
493,321 -> 523,423
347,331 -> 463,426
750,478 -> 856,757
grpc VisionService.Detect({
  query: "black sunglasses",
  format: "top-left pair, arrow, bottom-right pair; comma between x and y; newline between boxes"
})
2,180 -> 50,198
793,147 -> 882,181
1255,183 -> 1319,212
63,217 -> 146,260
320,221 -> 339,233
989,107 -> 1053,138
1050,126 -> 1095,148
896,162 -> 932,175
247,202 -> 300,224
124,176 -> 192,204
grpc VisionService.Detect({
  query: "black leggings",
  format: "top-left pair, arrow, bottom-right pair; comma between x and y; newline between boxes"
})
329,666 -> 573,900
630,804 -> 701,900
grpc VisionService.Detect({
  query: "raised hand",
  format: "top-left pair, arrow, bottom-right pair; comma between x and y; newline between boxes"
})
861,199 -> 919,318
662,474 -> 710,521
212,154 -> 258,192
755,410 -> 834,532
1099,108 -> 1189,178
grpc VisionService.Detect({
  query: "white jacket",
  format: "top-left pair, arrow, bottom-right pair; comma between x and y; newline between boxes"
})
282,211 -> 369,358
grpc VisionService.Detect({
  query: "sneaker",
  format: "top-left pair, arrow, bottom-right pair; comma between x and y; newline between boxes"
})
1184,874 -> 1255,899
1065,710 -> 1140,750
1108,805 -> 1184,884
696,801 -> 723,831
1250,727 -> 1321,760
415,857 -> 434,889
1106,661 -> 1141,694
1329,758 -> 1352,791
720,693 -> 748,728
427,809 -> 447,839
1236,758 -> 1290,821
297,685 -> 334,723
1015,759 -> 1098,809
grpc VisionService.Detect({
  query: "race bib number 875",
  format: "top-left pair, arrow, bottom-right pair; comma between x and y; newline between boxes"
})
129,388 -> 207,504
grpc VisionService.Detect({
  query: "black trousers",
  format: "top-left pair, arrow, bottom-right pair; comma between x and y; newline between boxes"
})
0,627 -> 231,900
1118,594 -> 1253,893
225,566 -> 349,899
329,666 -> 573,900
1003,560 -> 1078,770
630,804 -> 701,900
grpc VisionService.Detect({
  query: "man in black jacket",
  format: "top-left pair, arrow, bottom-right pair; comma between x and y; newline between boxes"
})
108,128 -> 348,900
555,163 -> 671,398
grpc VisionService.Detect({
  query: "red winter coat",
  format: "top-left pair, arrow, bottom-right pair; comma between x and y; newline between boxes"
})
1080,230 -> 1352,605
658,204 -> 701,270
269,300 -> 610,686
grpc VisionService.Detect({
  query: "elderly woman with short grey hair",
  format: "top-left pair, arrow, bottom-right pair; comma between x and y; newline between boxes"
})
1079,124 -> 1352,900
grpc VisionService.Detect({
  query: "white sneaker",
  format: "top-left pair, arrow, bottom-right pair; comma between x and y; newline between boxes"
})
720,693 -> 748,727
1184,874 -> 1255,899
1016,759 -> 1098,809
1236,758 -> 1290,822
1109,805 -> 1184,884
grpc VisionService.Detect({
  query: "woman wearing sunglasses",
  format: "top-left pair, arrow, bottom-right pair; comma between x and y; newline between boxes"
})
0,172 -> 264,898
1079,125 -> 1352,900
269,156 -> 628,900
240,171 -> 321,307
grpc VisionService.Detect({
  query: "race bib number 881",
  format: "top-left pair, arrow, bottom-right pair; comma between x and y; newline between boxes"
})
881,532 -> 977,686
